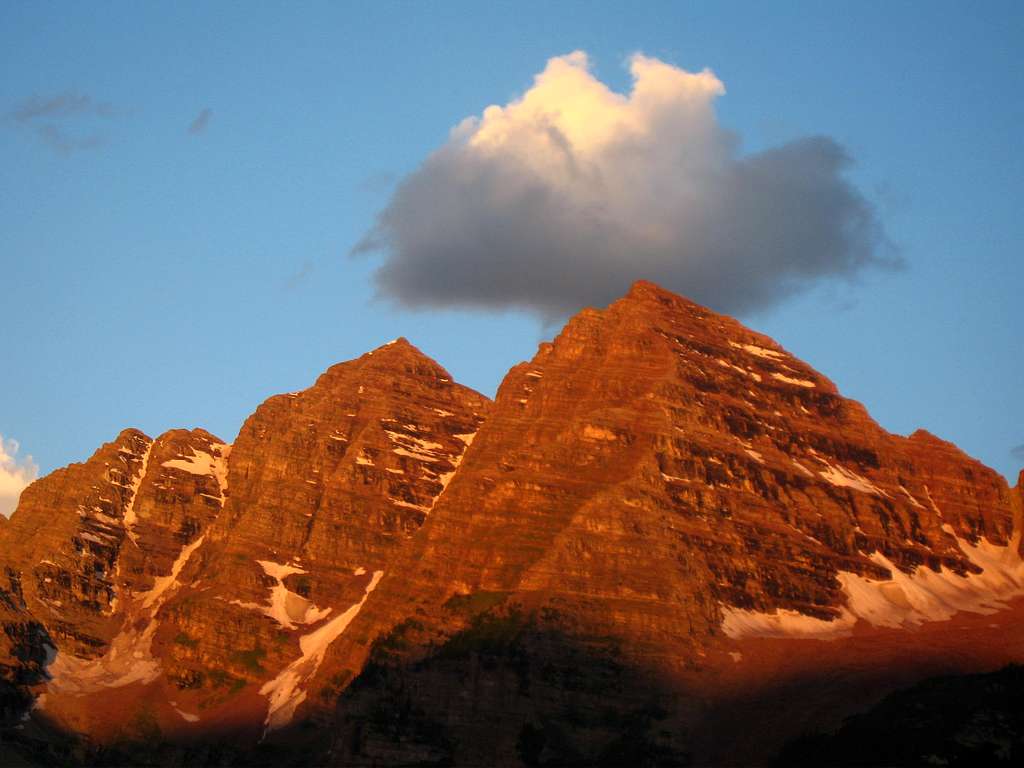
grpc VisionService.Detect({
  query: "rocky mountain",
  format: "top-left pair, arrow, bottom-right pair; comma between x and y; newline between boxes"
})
0,281 -> 1021,766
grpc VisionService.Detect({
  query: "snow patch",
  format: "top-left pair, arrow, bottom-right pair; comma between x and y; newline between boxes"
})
790,459 -> 814,477
385,431 -> 443,452
79,531 -> 115,545
729,341 -> 785,360
173,706 -> 200,723
162,448 -> 217,477
435,471 -> 457,495
900,485 -> 925,509
121,441 -> 153,543
260,570 -> 384,731
716,358 -> 763,382
770,372 -> 815,388
386,430 -> 446,462
161,443 -> 230,505
44,534 -> 206,696
923,485 -> 943,516
389,497 -> 430,512
837,540 -> 1024,628
143,535 -> 206,609
433,432 -> 477,501
391,447 -> 438,462
816,462 -> 885,496
258,560 -> 305,582
722,532 -> 1024,639
722,606 -> 855,639
255,560 -> 331,630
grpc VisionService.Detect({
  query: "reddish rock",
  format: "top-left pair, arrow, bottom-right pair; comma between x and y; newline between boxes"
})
156,338 -> 489,722
326,281 -> 1015,670
0,427 -> 230,740
0,282 -> 1019,766
1,428 -> 153,656
1017,469 -> 1024,555
315,281 -> 1022,764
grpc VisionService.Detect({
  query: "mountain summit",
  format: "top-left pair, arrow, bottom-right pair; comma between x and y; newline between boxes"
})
2,281 -> 1021,765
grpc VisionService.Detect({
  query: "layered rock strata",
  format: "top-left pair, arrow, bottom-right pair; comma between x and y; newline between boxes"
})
315,281 -> 1022,764
0,283 -> 1019,766
157,339 -> 488,725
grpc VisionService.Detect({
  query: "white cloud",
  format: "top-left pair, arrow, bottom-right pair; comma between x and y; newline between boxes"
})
0,435 -> 39,517
354,51 -> 896,319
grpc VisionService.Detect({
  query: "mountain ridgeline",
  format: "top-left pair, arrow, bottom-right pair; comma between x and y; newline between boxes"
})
2,281 -> 1022,766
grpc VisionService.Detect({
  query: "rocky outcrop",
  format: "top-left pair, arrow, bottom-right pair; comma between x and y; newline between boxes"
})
116,428 -> 230,596
0,427 -> 229,658
0,427 -> 230,740
0,339 -> 490,745
155,339 -> 489,727
0,282 -> 1019,765
1,429 -> 153,657
324,281 -> 1016,665
314,281 -> 1022,765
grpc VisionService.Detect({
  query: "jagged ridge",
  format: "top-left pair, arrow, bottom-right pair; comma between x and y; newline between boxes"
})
0,282 -> 1020,766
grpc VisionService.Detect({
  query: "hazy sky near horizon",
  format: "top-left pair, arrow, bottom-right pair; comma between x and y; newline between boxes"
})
1,2 -> 1021,512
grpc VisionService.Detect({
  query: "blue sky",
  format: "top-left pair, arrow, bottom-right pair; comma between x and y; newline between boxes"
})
1,1 -> 1021,502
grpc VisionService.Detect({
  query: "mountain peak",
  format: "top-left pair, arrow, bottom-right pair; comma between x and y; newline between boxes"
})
306,337 -> 458,392
114,426 -> 151,449
625,278 -> 673,300
620,278 -> 704,311
2,278 -> 1020,766
372,336 -> 411,351
359,337 -> 458,383
362,336 -> 432,363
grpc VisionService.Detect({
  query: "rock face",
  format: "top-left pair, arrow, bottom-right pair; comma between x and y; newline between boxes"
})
0,282 -> 1020,766
323,279 -> 1016,662
2,428 -> 154,658
158,339 -> 488,727
0,427 -> 228,668
312,281 -> 1022,765
0,428 -> 230,720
